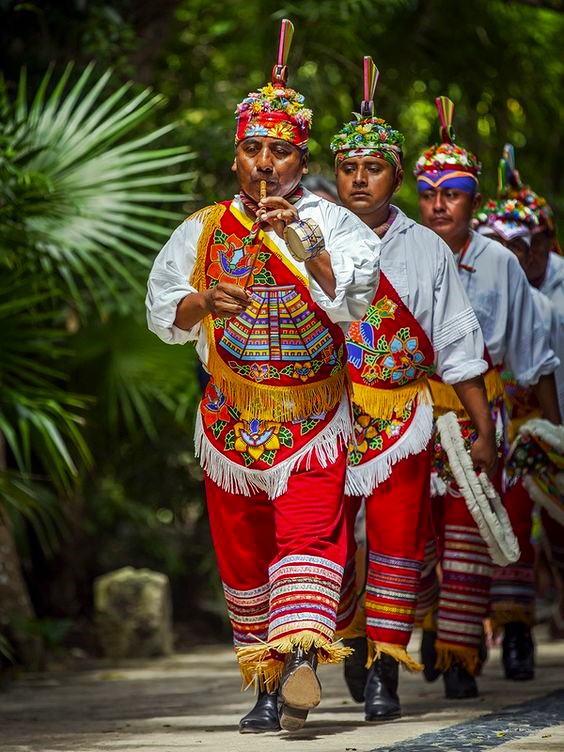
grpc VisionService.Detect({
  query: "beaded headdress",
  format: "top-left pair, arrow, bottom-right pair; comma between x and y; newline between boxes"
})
415,97 -> 481,194
235,19 -> 312,148
330,56 -> 404,172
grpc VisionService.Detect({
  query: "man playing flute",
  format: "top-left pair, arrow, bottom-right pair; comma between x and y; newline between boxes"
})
146,20 -> 380,733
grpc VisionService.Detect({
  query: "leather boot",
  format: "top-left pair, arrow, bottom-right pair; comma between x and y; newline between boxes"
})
279,647 -> 321,731
443,661 -> 478,699
239,689 -> 280,733
364,654 -> 401,722
420,629 -> 441,683
502,622 -> 534,680
343,637 -> 368,702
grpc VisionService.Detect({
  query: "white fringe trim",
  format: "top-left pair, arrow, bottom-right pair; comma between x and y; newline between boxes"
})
430,473 -> 447,498
436,412 -> 520,567
194,395 -> 352,500
345,402 -> 434,496
518,418 -> 564,455
524,474 -> 564,526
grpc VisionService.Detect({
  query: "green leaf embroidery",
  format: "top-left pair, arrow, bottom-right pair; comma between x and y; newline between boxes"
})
211,420 -> 227,439
300,418 -> 319,435
261,450 -> 276,466
368,435 -> 384,451
214,229 -> 228,244
253,269 -> 276,285
224,429 -> 235,451
278,426 -> 293,447
349,450 -> 363,466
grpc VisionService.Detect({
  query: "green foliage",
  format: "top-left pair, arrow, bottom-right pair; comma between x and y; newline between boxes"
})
1,64 -> 194,314
154,0 -> 563,228
0,63 -> 196,562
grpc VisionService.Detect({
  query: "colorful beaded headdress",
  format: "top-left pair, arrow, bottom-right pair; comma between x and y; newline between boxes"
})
235,19 -> 312,148
474,197 -> 539,244
330,56 -> 405,172
415,97 -> 481,194
498,144 -> 555,233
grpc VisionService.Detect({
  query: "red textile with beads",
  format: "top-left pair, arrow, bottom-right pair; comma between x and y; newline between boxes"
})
419,465 -> 504,657
490,479 -> 535,620
204,447 -> 348,650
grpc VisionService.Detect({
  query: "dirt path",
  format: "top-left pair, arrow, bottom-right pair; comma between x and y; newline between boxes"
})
1,628 -> 563,752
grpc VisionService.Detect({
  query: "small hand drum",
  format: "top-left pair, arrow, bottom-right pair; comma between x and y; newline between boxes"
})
283,218 -> 325,261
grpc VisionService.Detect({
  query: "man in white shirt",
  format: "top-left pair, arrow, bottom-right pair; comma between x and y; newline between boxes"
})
146,21 -> 380,734
474,163 -> 564,654
415,98 -> 560,699
328,58 -> 496,723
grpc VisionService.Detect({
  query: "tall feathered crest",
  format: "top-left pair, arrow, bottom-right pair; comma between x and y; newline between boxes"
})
272,18 -> 294,86
436,96 -> 455,144
360,56 -> 379,117
502,143 -> 522,191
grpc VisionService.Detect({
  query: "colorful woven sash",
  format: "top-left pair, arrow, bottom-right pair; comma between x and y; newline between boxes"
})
190,201 -> 346,422
346,272 -> 435,420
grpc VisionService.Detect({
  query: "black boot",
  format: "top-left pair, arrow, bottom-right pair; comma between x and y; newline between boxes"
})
420,630 -> 441,683
364,654 -> 401,722
502,622 -> 534,680
343,637 -> 368,702
238,689 -> 280,733
443,661 -> 478,699
279,647 -> 321,731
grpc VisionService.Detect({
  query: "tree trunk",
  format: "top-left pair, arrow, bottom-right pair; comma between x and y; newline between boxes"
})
0,433 -> 42,667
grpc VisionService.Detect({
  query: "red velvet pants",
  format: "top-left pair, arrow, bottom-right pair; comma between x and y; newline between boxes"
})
338,448 -> 431,653
204,448 -> 348,652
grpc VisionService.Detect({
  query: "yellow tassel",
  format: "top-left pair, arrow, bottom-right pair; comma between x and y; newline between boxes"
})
434,639 -> 481,676
366,640 -> 423,672
351,379 -> 431,421
507,410 -> 542,444
489,606 -> 535,635
336,593 -> 366,640
205,322 -> 346,422
189,203 -> 227,294
421,607 -> 438,632
430,369 -> 505,416
235,631 -> 353,692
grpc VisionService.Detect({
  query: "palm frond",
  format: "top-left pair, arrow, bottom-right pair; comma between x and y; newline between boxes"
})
2,64 -> 195,314
70,315 -> 201,440
0,472 -> 69,558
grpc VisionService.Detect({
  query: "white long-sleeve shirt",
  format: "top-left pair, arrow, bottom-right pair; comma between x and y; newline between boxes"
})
455,232 -> 558,386
540,251 -> 564,317
146,188 -> 381,365
382,208 -> 486,384
530,287 -> 564,418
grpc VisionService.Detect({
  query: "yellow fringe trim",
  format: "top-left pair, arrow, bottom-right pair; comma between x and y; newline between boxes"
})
489,606 -> 535,635
336,593 -> 366,640
235,631 -> 353,692
352,379 -> 431,421
205,319 -> 346,422
419,606 -> 438,632
366,640 -> 423,672
188,203 -> 226,295
434,639 -> 481,676
507,410 -> 542,444
430,369 -> 506,417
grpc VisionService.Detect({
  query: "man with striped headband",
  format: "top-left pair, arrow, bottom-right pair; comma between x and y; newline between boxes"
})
475,156 -> 562,675
146,21 -> 381,733
415,100 -> 560,699
329,58 -> 495,722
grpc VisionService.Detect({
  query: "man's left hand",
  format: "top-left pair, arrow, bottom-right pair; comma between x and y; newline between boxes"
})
258,196 -> 299,238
